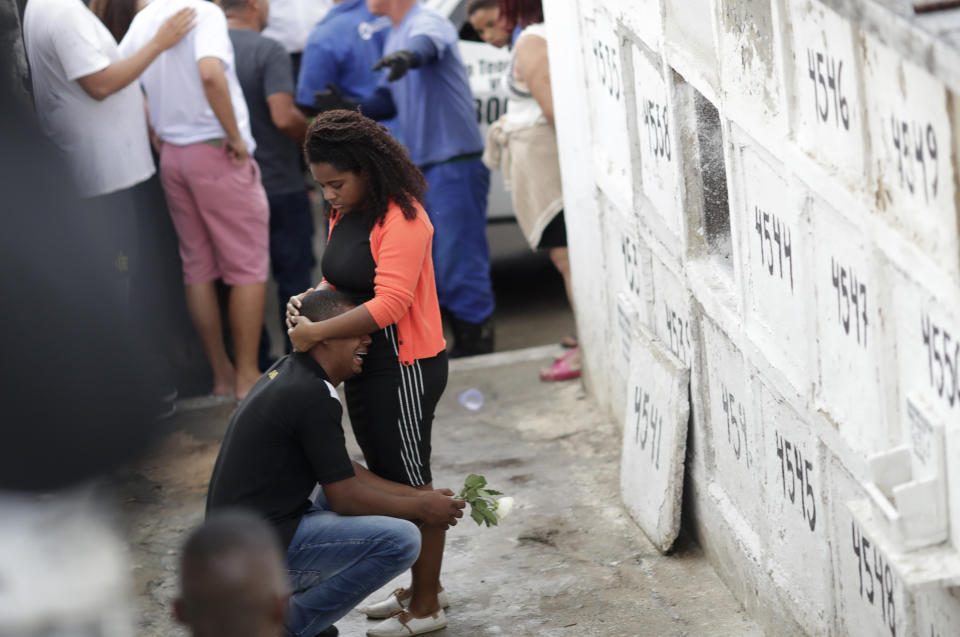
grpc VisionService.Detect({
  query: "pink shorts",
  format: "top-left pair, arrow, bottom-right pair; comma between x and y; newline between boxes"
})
159,142 -> 269,286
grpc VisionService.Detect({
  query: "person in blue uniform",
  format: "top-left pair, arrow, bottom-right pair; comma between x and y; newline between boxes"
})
315,0 -> 496,357
296,0 -> 392,126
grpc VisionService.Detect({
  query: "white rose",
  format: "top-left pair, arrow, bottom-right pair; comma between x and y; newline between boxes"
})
495,496 -> 515,522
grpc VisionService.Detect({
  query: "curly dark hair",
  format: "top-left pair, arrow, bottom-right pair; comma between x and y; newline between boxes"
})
304,110 -> 427,226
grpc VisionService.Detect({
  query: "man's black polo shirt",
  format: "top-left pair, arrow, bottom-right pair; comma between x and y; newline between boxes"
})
206,353 -> 355,548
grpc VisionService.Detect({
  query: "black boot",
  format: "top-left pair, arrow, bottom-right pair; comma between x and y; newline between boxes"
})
314,625 -> 338,637
449,315 -> 495,358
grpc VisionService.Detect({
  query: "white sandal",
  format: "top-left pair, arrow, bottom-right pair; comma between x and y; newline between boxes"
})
361,588 -> 450,619
366,609 -> 447,637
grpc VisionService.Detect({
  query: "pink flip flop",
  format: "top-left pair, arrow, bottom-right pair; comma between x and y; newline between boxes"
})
554,345 -> 580,363
540,347 -> 581,381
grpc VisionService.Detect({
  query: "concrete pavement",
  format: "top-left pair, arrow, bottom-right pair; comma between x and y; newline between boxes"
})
116,344 -> 759,637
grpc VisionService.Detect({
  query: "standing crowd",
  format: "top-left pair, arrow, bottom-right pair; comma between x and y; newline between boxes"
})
20,0 -> 570,634
24,0 -> 501,404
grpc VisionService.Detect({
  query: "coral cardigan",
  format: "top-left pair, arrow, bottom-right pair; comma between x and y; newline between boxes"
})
326,201 -> 446,366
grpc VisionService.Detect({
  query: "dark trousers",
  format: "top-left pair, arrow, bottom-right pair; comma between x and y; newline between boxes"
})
84,184 -> 138,317
345,325 -> 448,487
87,175 -> 185,391
422,158 -> 494,324
268,189 -> 315,352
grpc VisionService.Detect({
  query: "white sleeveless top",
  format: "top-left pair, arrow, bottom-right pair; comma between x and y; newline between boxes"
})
504,23 -> 549,128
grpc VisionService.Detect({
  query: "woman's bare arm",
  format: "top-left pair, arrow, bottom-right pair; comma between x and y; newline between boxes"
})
513,33 -> 554,126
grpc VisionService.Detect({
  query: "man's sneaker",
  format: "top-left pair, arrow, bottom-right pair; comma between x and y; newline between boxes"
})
361,588 -> 450,619
314,626 -> 338,637
366,609 -> 446,637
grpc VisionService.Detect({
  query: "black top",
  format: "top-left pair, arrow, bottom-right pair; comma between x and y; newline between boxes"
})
321,211 -> 378,304
206,353 -> 355,549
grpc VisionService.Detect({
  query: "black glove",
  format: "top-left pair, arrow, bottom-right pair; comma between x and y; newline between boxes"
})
372,50 -> 418,82
314,83 -> 357,112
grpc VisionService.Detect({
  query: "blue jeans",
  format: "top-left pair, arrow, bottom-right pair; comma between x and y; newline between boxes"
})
422,158 -> 494,324
268,189 -> 315,350
284,499 -> 421,636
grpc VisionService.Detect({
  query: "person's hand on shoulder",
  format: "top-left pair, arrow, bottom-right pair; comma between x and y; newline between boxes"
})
416,491 -> 465,529
153,8 -> 196,52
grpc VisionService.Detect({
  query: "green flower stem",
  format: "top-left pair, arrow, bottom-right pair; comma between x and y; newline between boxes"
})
459,473 -> 507,527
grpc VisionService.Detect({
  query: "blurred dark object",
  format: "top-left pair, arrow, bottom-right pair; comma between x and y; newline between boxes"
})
0,42 -> 157,490
1,0 -> 31,115
313,83 -> 357,112
88,0 -> 138,42
458,19 -> 481,42
914,1 -> 960,12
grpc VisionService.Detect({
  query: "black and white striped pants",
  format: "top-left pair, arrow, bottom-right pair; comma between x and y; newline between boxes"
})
344,324 -> 448,487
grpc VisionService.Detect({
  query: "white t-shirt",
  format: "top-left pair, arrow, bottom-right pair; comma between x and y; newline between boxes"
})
23,0 -> 155,198
120,0 -> 256,151
262,0 -> 332,53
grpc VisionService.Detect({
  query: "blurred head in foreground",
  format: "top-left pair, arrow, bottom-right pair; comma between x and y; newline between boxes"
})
174,509 -> 290,637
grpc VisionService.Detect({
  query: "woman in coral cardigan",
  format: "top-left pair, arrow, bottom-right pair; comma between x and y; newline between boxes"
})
287,110 -> 452,637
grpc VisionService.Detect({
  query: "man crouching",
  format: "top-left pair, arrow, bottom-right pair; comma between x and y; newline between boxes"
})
206,289 -> 465,637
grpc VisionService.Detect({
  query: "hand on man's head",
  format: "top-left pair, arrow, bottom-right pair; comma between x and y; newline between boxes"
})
287,315 -> 317,352
285,288 -> 313,330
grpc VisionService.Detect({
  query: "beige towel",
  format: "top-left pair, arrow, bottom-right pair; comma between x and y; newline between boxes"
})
483,119 -> 564,249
